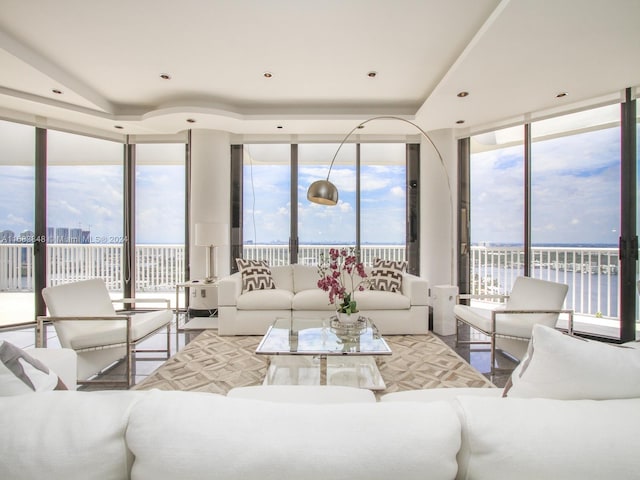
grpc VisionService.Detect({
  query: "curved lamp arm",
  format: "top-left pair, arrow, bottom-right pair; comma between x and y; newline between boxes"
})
306,115 -> 455,284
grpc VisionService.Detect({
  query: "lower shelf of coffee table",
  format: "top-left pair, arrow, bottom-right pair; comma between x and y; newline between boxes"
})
262,355 -> 386,391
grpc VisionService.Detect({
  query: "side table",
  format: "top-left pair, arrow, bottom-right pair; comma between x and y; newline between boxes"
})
175,280 -> 218,331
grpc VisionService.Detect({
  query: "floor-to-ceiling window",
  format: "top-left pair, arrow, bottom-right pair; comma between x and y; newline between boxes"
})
298,143 -> 357,257
135,143 -> 186,303
531,105 -> 621,335
1,122 -> 189,346
466,102 -> 630,340
469,126 -> 525,294
360,143 -> 406,263
47,130 -> 124,292
239,142 -> 408,267
0,120 -> 35,331
242,144 -> 291,265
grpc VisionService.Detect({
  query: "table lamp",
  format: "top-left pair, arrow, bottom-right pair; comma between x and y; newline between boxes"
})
195,223 -> 228,283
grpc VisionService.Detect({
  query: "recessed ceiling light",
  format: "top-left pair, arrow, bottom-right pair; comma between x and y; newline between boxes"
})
160,73 -> 171,80
457,91 -> 469,98
263,72 -> 273,78
114,125 -> 124,129
367,71 -> 377,78
456,120 -> 465,125
556,92 -> 568,98
51,89 -> 63,95
186,118 -> 196,123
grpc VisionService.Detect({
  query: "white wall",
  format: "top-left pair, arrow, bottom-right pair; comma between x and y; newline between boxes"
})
420,128 -> 457,288
190,129 -> 231,279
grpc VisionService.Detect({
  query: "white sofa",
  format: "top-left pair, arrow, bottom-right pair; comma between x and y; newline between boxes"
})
217,264 -> 429,335
3,326 -> 640,479
1,387 -> 638,480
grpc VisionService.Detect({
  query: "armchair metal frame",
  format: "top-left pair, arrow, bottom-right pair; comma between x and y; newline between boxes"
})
36,297 -> 171,388
455,293 -> 574,378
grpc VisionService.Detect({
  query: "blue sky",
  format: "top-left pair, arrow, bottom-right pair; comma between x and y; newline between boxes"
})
0,122 -> 186,244
471,126 -> 622,246
243,143 -> 407,245
0,118 -> 637,247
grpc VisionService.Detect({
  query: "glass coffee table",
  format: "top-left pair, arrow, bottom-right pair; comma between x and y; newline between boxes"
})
256,316 -> 392,390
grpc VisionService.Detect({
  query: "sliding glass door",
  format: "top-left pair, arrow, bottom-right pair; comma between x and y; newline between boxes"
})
298,143 -> 357,258
241,144 -> 291,265
531,105 -> 621,337
237,142 -> 408,268
0,120 -> 35,329
360,143 -> 406,263
47,130 -> 124,293
135,143 -> 186,303
469,126 -> 525,295
466,101 -> 632,340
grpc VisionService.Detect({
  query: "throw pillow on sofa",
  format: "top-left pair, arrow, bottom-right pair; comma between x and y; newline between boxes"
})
0,341 -> 67,395
503,324 -> 640,400
370,258 -> 407,292
236,258 -> 276,292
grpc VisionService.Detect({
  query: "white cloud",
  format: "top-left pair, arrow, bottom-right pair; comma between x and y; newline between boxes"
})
390,186 -> 404,197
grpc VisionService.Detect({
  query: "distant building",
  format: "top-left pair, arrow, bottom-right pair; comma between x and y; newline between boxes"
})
55,227 -> 69,243
70,228 -> 82,243
0,230 -> 15,243
18,230 -> 34,243
2,226 -> 90,244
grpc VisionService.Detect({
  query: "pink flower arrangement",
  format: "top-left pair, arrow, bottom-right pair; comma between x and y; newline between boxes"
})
317,247 -> 369,314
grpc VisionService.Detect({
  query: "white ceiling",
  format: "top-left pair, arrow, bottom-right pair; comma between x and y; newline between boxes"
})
0,0 -> 638,138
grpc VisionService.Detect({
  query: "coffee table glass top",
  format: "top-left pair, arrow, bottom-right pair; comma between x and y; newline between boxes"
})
256,316 -> 392,356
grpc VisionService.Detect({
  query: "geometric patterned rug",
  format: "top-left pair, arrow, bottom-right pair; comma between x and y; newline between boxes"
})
133,330 -> 495,397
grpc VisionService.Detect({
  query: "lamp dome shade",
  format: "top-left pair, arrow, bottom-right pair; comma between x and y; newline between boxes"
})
195,223 -> 228,246
307,179 -> 339,206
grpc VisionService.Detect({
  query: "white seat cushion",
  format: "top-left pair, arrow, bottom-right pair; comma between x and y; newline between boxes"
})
236,288 -> 293,310
454,304 -> 533,338
42,278 -> 116,317
69,309 -> 172,350
292,289 -> 334,310
355,290 -> 410,310
270,265 -> 294,291
127,390 -> 462,480
381,387 -> 501,403
456,396 -> 640,480
227,385 -> 376,403
293,264 -> 320,292
0,390 -> 146,480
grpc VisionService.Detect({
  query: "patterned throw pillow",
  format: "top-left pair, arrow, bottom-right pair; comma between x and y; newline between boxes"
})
370,259 -> 407,292
236,259 -> 276,292
0,341 -> 67,396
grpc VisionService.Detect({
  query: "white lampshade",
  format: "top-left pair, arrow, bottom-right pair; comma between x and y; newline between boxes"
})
195,223 -> 228,247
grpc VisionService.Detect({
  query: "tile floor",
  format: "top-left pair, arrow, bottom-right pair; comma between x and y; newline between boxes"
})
0,317 -> 516,390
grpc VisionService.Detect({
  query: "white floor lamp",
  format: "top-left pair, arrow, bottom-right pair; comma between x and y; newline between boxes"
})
195,223 -> 229,283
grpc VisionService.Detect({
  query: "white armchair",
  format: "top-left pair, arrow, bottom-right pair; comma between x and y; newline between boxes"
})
454,276 -> 572,376
37,278 -> 173,387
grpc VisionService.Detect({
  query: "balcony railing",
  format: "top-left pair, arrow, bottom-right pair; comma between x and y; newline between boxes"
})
0,243 -> 620,319
242,244 -> 406,267
470,245 -> 619,318
0,243 -> 185,292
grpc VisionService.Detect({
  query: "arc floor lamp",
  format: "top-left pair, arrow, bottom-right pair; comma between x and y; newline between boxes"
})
306,115 -> 454,284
